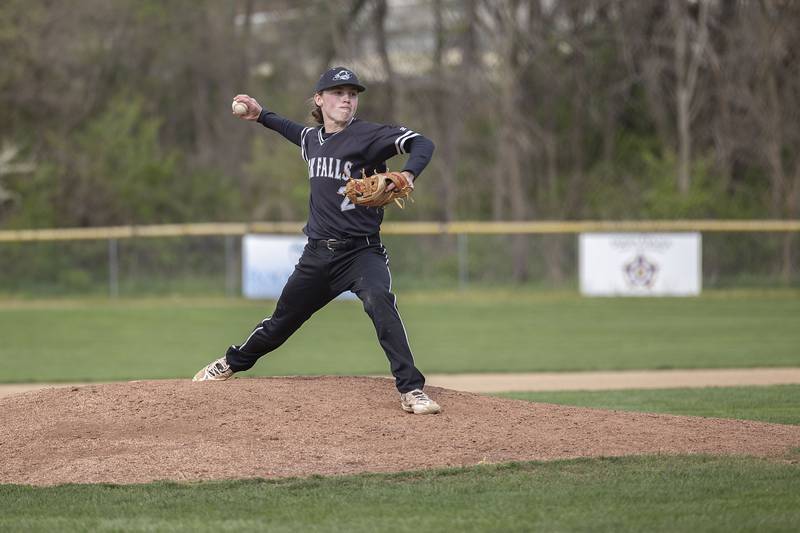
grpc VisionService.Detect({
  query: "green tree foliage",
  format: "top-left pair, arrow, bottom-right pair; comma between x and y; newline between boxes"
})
0,0 -> 797,283
7,97 -> 239,228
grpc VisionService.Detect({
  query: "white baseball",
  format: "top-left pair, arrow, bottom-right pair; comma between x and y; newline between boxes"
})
232,101 -> 248,115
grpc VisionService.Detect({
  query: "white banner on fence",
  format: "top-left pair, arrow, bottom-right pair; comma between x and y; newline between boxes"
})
242,235 -> 306,299
242,235 -> 356,300
579,233 -> 701,296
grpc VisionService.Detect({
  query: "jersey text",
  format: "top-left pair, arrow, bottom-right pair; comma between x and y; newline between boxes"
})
308,157 -> 352,181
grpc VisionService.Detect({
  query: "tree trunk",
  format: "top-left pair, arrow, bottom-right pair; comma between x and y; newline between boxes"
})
322,0 -> 368,67
430,0 -> 457,222
672,1 -> 691,195
496,2 -> 530,282
677,87 -> 692,195
373,0 -> 395,122
670,0 -> 709,196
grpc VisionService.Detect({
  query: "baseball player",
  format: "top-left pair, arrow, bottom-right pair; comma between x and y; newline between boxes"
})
193,67 -> 440,415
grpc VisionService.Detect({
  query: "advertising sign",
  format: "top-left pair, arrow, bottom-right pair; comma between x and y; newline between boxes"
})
242,235 -> 306,299
242,235 -> 356,300
579,233 -> 701,296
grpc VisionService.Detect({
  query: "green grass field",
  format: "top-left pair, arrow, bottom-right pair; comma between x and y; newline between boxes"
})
3,289 -> 799,531
1,289 -> 798,382
502,384 -> 800,425
3,455 -> 799,532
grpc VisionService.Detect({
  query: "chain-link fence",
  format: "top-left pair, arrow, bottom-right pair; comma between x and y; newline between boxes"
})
0,228 -> 797,298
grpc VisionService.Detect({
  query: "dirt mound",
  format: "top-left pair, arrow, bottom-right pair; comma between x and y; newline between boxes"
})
2,376 -> 799,486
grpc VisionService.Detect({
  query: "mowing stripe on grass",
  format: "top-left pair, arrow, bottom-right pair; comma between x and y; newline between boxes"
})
1,290 -> 799,382
1,456 -> 798,532
500,384 -> 800,425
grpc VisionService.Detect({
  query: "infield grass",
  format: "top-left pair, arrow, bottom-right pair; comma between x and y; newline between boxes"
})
1,289 -> 798,382
1,456 -> 799,532
501,384 -> 800,425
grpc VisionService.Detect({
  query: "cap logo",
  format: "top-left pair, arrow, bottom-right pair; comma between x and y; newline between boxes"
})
332,70 -> 353,81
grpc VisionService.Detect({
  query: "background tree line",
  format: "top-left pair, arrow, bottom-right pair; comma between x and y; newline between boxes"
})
0,0 -> 798,282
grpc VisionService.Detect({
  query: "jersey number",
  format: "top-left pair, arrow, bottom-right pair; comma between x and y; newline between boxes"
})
338,186 -> 355,211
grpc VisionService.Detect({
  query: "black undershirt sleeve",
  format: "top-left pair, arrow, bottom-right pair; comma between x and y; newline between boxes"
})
363,125 -> 436,179
401,135 -> 435,179
257,109 -> 306,147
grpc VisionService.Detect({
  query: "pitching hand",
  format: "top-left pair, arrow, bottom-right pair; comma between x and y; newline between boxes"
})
232,94 -> 263,121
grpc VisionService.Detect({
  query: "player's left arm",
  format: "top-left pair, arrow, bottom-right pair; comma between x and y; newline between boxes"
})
399,135 -> 435,187
365,125 -> 435,185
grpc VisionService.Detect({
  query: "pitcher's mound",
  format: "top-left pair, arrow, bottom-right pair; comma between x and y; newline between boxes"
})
2,376 -> 799,486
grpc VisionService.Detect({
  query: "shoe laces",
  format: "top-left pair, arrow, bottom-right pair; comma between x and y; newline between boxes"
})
208,360 -> 229,376
407,389 -> 432,404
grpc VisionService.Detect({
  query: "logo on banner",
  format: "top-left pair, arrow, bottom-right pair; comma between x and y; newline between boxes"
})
624,255 -> 658,288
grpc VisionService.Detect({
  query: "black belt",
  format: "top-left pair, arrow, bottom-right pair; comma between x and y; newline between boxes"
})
309,233 -> 381,251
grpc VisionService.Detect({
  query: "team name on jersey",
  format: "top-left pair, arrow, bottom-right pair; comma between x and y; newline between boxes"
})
307,157 -> 352,181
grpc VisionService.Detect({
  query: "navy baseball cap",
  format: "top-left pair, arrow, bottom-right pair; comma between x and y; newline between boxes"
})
314,67 -> 366,93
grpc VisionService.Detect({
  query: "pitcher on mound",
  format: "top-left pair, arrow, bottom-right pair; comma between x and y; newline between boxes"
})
193,67 -> 440,415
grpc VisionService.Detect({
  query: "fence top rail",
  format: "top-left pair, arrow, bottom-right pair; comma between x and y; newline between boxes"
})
0,220 -> 798,242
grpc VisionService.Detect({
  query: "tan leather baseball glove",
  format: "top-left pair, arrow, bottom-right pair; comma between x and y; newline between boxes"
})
344,171 -> 414,208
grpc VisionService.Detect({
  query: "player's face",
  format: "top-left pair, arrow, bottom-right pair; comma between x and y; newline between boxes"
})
315,86 -> 359,125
